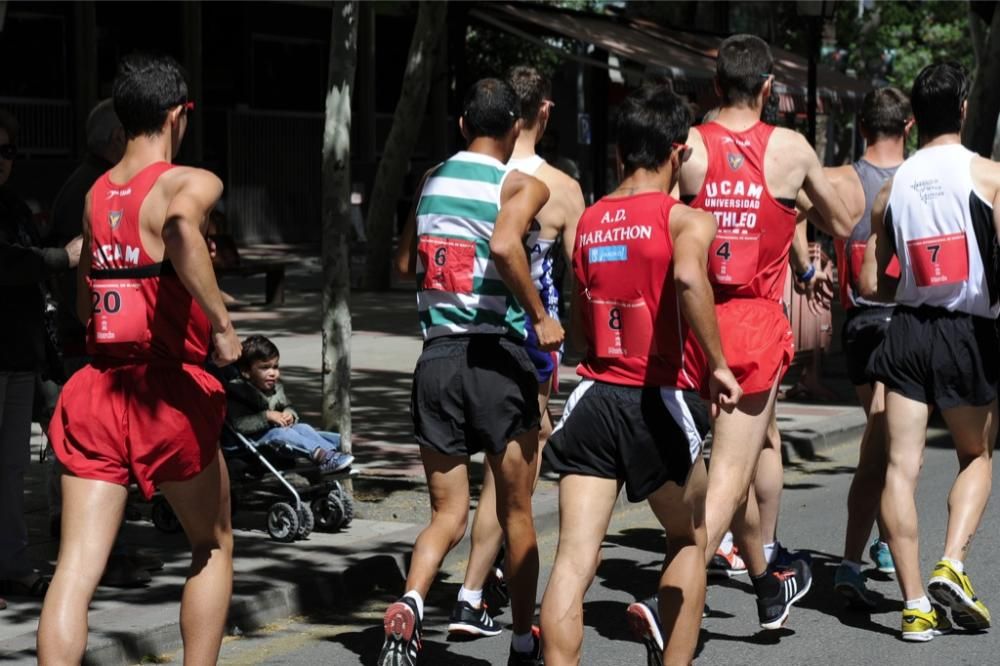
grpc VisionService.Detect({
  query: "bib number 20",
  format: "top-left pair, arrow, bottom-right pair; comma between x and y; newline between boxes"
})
91,289 -> 122,314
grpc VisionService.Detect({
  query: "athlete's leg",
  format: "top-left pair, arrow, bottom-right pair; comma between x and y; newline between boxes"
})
879,391 -> 930,601
37,476 -> 127,665
463,379 -> 551,594
705,381 -> 780,576
487,427 -> 541,636
646,458 -> 707,666
158,452 -> 234,665
540,474 -> 618,666
404,448 -> 471,598
843,382 -> 889,563
939,402 -> 996,562
754,412 -> 783,549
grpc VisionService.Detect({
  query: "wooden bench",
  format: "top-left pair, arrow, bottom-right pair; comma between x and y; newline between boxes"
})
209,234 -> 288,305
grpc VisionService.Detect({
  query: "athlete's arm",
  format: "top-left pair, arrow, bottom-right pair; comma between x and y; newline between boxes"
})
394,170 -> 433,280
789,219 -> 833,313
493,171 -> 563,351
558,178 -> 586,265
669,205 -> 742,413
860,179 -> 896,302
799,140 -> 854,239
75,192 -> 94,325
161,170 -> 240,366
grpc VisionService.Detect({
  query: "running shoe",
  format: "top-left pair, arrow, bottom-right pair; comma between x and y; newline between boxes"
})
928,560 -> 991,630
833,563 -> 878,609
320,452 -> 355,473
756,559 -> 813,630
507,626 -> 543,665
708,547 -> 748,577
447,600 -> 502,637
869,538 -> 895,574
378,597 -> 422,666
901,604 -> 952,642
771,542 -> 813,567
625,597 -> 662,666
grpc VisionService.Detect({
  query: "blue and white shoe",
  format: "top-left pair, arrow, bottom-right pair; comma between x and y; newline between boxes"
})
869,538 -> 895,574
833,563 -> 878,609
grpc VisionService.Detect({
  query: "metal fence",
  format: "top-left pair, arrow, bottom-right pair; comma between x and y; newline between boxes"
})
226,108 -> 323,244
0,96 -> 73,157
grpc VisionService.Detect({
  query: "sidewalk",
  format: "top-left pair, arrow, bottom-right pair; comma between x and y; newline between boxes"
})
0,247 -> 867,663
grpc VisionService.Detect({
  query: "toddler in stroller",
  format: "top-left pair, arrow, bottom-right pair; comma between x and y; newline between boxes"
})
226,335 -> 353,473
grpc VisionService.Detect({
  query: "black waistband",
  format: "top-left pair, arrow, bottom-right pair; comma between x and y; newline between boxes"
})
91,260 -> 175,280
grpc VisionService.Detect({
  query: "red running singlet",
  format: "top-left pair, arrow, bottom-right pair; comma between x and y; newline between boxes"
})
689,121 -> 798,302
87,162 -> 212,363
573,191 -> 699,389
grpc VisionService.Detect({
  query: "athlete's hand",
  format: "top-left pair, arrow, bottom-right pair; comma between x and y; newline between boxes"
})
708,366 -> 742,418
64,236 -> 83,269
211,322 -> 241,367
533,314 -> 565,352
795,269 -> 835,316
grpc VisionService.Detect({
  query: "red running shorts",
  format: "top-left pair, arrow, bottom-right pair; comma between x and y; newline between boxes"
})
48,360 -> 226,499
684,298 -> 795,398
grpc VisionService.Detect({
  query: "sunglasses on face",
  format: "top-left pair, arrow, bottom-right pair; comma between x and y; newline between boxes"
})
0,144 -> 16,160
672,142 -> 692,163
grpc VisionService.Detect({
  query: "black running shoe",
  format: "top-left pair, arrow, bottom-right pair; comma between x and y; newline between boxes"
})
625,596 -> 662,666
756,559 -> 813,630
447,600 -> 502,637
507,626 -> 543,665
378,597 -> 422,666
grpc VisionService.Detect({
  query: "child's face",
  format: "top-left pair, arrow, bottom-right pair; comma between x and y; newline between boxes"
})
245,357 -> 280,391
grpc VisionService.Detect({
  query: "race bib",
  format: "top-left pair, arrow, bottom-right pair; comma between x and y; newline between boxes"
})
709,232 -> 760,285
906,232 -> 968,287
589,295 -> 655,358
418,236 -> 476,294
849,241 -> 900,286
89,279 -> 148,343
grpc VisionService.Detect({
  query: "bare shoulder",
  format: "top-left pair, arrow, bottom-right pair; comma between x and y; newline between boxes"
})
161,166 -> 223,194
771,127 -> 813,157
971,155 -> 1000,197
669,201 -> 715,231
502,169 -> 548,198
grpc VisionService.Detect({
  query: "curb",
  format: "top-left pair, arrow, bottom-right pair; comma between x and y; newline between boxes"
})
782,415 -> 869,461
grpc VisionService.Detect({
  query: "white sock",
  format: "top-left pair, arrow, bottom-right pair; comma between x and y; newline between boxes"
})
511,631 -> 534,654
841,560 -> 862,575
942,557 -> 964,574
905,596 -> 932,613
764,542 -> 778,565
458,586 -> 483,608
403,590 -> 424,619
719,531 -> 735,555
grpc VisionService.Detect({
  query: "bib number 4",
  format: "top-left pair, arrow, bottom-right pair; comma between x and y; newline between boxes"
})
709,232 -> 760,285
906,232 -> 968,287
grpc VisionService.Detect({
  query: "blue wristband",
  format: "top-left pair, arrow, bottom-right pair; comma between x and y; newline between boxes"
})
796,264 -> 816,283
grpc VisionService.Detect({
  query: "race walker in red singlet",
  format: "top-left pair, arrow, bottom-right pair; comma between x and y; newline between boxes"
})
686,120 -> 797,395
48,162 -> 226,499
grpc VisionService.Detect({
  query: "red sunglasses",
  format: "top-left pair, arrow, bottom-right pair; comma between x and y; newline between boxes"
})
672,142 -> 692,163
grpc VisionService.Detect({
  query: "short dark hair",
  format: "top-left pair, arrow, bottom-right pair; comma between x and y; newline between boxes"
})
112,53 -> 188,140
462,78 -> 520,140
240,334 -> 279,371
859,87 -> 910,139
0,108 -> 18,144
716,34 -> 774,107
507,66 -> 551,129
911,62 -> 969,140
615,84 -> 692,176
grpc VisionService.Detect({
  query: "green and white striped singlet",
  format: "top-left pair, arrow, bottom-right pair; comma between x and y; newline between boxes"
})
415,151 -> 527,341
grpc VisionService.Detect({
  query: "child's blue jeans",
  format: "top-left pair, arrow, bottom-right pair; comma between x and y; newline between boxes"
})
256,423 -> 341,458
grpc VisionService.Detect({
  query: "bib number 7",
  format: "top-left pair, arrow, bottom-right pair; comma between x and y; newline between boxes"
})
906,232 -> 968,287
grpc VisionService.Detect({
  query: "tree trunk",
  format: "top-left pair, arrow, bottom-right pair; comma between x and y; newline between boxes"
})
321,1 -> 358,450
363,0 -> 448,291
963,3 -> 1000,157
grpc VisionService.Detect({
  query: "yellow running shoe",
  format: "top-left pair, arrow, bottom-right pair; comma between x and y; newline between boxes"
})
901,605 -> 952,642
928,560 -> 992,630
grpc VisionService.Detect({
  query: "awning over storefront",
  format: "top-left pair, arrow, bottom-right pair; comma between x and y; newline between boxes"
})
471,2 -> 869,113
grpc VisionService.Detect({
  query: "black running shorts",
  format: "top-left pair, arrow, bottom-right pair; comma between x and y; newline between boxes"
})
545,380 -> 709,502
842,306 -> 893,386
410,335 -> 541,457
869,305 -> 999,409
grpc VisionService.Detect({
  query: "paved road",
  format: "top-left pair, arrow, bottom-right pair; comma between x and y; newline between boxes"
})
162,428 -> 998,665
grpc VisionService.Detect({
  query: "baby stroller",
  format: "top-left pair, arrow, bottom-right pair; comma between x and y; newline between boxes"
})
151,423 -> 356,542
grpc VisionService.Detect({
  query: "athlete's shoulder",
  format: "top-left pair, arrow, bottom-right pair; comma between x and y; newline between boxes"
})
769,126 -> 812,151
669,200 -> 715,229
161,165 -> 223,191
970,154 -> 1000,201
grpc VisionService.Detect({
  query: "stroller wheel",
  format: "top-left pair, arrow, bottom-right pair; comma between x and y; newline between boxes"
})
312,493 -> 345,532
267,502 -> 299,542
339,491 -> 355,528
151,498 -> 182,534
296,502 -> 315,539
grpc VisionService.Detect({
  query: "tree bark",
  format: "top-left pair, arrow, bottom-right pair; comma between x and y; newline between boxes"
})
322,1 -> 358,450
363,0 -> 448,290
963,3 -> 1000,157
